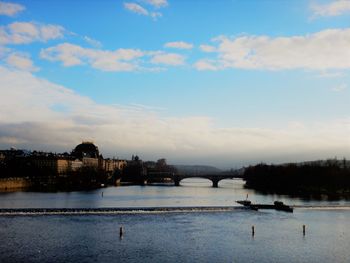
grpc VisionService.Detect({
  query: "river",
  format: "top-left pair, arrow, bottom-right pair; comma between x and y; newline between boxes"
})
0,179 -> 350,262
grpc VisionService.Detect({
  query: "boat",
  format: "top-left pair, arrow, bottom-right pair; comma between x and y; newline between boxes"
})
236,200 -> 251,206
273,201 -> 293,212
249,205 -> 259,211
236,200 -> 259,211
236,194 -> 252,207
236,200 -> 293,213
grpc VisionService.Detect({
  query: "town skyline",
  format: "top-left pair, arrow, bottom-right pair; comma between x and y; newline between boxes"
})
0,0 -> 350,168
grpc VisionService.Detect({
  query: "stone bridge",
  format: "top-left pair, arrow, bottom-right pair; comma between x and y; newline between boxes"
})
145,172 -> 239,188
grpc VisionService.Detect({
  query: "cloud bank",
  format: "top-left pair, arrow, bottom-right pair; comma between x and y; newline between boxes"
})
40,43 -> 144,71
0,66 -> 349,167
196,28 -> 350,71
40,43 -> 186,71
0,22 -> 64,45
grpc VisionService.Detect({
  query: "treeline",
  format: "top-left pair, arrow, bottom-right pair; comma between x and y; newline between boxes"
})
243,160 -> 350,197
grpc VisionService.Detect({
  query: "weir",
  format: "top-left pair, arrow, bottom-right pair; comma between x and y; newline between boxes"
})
1,206 -> 350,216
0,206 -> 239,215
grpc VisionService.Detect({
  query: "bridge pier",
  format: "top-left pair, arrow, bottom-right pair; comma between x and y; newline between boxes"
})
115,178 -> 121,186
212,179 -> 219,188
144,173 -> 236,187
174,179 -> 180,186
140,179 -> 147,186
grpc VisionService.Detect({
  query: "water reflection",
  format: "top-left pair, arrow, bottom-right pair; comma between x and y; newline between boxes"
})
0,179 -> 349,209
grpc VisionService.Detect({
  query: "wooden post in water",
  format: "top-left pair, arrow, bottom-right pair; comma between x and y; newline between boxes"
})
252,226 -> 255,236
120,226 -> 124,238
303,225 -> 306,236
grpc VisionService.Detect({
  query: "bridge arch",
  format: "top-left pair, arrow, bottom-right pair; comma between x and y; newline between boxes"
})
145,173 -> 237,188
176,177 -> 214,187
217,178 -> 238,188
174,176 -> 233,188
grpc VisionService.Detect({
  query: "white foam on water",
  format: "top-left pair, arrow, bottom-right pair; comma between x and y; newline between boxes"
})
0,206 -> 242,216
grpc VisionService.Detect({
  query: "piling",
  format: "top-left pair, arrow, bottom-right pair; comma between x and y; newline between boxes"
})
303,225 -> 306,236
252,226 -> 255,236
120,226 -> 124,238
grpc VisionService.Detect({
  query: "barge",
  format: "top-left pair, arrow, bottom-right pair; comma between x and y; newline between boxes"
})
236,200 -> 293,213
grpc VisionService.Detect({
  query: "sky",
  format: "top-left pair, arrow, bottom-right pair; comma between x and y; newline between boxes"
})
0,0 -> 350,168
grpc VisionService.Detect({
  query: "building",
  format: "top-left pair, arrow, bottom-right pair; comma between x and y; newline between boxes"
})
1,142 -> 128,180
31,156 -> 84,176
0,149 -> 30,159
72,142 -> 100,159
82,157 -> 99,168
102,159 -> 127,173
31,157 -> 70,175
70,159 -> 83,171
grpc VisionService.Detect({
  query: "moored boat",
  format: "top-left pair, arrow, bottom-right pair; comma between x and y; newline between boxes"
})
274,201 -> 293,212
236,200 -> 293,213
236,200 -> 252,206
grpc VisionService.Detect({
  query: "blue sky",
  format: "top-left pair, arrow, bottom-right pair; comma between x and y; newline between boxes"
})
0,0 -> 350,168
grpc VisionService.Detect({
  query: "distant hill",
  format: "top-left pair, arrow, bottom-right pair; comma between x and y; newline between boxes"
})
173,165 -> 222,175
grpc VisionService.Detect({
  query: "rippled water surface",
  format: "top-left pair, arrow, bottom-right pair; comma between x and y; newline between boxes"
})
1,179 -> 350,262
0,179 -> 349,208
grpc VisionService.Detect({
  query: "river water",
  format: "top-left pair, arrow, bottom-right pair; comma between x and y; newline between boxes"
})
1,179 -> 350,262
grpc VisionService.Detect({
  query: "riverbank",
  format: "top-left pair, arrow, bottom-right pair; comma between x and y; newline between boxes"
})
243,162 -> 350,198
0,177 -> 32,191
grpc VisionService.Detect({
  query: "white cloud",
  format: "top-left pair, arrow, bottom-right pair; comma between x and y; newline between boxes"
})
83,36 -> 102,48
194,59 -> 218,71
199,44 -> 216,53
0,1 -> 25,16
124,2 -> 163,20
164,41 -> 193,50
40,43 -> 144,71
151,52 -> 185,65
6,52 -> 39,72
311,0 -> 350,17
0,66 -> 349,166
41,43 -> 186,71
124,2 -> 149,15
0,22 -> 64,45
144,0 -> 168,8
332,83 -> 347,92
150,11 -> 162,19
39,24 -> 64,40
196,28 -> 350,71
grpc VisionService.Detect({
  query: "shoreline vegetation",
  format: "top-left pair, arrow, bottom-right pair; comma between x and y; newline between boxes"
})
243,159 -> 350,199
